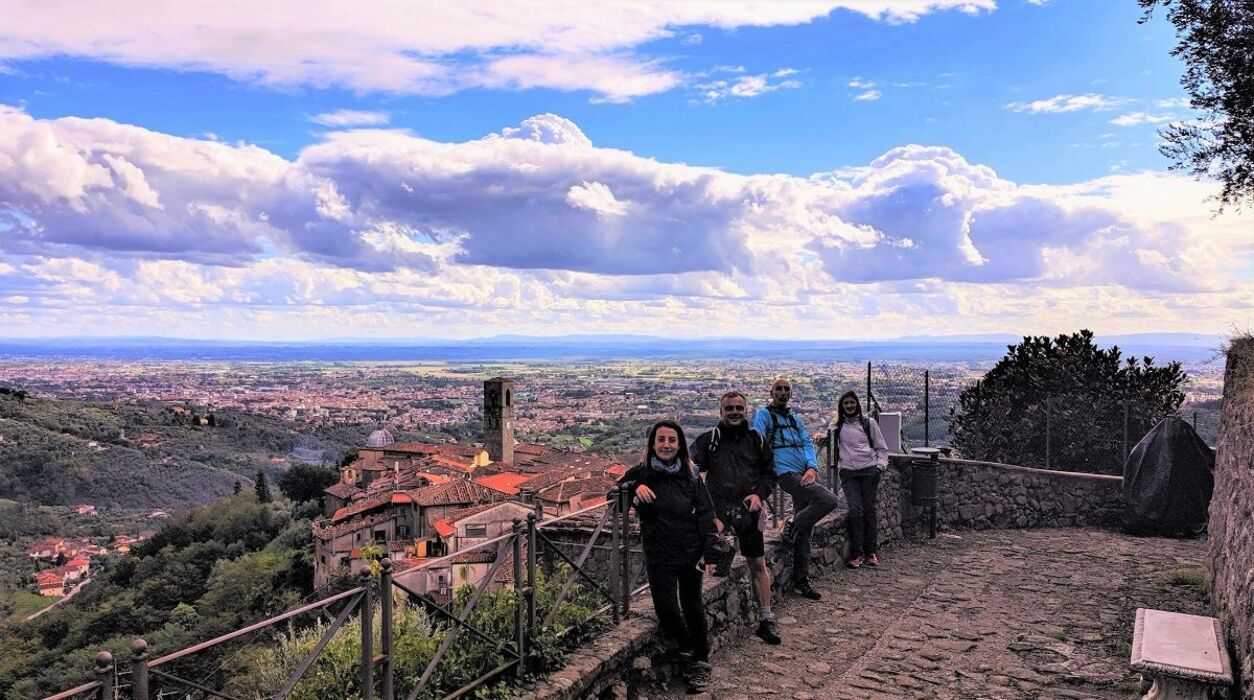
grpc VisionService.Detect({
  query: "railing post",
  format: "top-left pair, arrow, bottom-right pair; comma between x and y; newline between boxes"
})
512,518 -> 525,669
525,511 -> 538,661
360,568 -> 374,700
1045,397 -> 1052,470
619,485 -> 631,618
380,559 -> 394,700
130,640 -> 149,700
1128,403 -> 1138,464
866,361 -> 872,415
826,427 -> 835,488
924,370 -> 930,447
609,488 -> 622,624
95,651 -> 114,700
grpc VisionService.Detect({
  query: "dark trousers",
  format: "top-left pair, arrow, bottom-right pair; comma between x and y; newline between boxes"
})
645,562 -> 709,662
777,472 -> 840,584
840,467 -> 881,558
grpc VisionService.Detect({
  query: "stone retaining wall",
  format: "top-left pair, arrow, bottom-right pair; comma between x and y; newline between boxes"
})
521,459 -> 1123,699
1208,336 -> 1254,700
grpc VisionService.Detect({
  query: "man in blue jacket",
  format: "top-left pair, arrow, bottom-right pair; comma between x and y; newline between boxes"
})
752,378 -> 839,600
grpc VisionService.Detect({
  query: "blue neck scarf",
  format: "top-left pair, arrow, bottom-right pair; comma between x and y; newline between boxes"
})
650,455 -> 682,475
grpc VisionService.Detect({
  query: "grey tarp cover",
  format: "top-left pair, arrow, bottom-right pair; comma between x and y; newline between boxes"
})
1121,416 -> 1215,535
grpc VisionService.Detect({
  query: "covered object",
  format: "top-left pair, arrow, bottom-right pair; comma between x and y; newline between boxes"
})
1121,416 -> 1215,536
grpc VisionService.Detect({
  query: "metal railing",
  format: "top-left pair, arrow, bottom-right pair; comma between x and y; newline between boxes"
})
43,493 -> 645,700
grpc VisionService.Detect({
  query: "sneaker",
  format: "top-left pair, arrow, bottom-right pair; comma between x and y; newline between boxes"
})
684,660 -> 712,693
846,555 -> 864,569
866,553 -> 880,567
795,580 -> 822,600
756,618 -> 782,645
781,519 -> 795,545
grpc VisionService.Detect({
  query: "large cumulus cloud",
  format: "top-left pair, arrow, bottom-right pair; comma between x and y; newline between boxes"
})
1,106 -> 1250,338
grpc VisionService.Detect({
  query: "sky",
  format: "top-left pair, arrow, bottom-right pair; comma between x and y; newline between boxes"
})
0,0 -> 1250,341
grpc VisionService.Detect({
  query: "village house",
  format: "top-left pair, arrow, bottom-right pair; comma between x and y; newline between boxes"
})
313,379 -> 625,589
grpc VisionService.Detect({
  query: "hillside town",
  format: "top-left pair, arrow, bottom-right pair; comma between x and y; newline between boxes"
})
313,378 -> 626,593
26,527 -> 157,598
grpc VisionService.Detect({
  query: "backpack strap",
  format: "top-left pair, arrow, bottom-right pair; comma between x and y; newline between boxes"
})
859,416 -> 875,449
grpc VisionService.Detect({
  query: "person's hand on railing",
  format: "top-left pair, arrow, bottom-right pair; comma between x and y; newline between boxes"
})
713,518 -> 724,533
635,484 -> 656,503
744,494 -> 762,512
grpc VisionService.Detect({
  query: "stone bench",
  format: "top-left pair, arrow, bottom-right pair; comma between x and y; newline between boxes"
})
1131,608 -> 1233,700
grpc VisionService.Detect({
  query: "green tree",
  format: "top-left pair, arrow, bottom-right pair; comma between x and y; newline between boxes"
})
1139,0 -> 1254,209
255,471 -> 272,504
278,464 -> 338,504
949,330 -> 1187,474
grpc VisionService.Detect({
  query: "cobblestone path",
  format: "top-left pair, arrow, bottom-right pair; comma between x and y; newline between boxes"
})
650,528 -> 1209,700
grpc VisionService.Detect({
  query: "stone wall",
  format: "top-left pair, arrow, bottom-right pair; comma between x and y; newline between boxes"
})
1208,336 -> 1254,700
521,459 -> 1125,699
896,457 -> 1124,535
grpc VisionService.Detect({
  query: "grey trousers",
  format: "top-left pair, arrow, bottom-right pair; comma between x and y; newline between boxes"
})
777,472 -> 840,584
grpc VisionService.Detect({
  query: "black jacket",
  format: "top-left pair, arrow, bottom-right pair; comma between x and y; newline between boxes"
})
690,422 -> 775,518
619,461 -> 720,570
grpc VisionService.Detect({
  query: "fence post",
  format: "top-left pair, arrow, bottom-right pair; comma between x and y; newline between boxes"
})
380,559 -> 394,700
360,568 -> 373,700
1045,397 -> 1052,470
525,511 -> 538,660
512,518 -> 525,670
1193,410 -> 1197,430
609,487 -> 623,624
619,486 -> 632,618
866,361 -> 872,414
95,651 -> 114,700
130,640 -> 149,700
924,370 -> 930,447
1128,403 -> 1138,464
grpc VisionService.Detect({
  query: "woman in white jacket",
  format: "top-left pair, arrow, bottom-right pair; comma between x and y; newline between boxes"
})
832,390 -> 889,568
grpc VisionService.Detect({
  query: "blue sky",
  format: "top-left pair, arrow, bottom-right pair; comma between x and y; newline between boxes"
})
0,1 -> 1249,340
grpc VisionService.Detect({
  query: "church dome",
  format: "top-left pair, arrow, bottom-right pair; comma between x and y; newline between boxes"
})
366,429 -> 395,448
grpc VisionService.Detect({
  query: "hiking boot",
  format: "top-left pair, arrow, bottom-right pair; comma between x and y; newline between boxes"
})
756,618 -> 782,645
781,518 -> 795,545
846,555 -> 864,569
866,553 -> 880,567
795,580 -> 822,600
683,660 -> 712,693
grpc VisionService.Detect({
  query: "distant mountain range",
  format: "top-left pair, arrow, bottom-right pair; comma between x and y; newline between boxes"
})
0,332 -> 1227,364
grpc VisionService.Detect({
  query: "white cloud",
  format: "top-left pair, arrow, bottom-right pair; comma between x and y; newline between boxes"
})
1109,111 -> 1175,127
1005,93 -> 1129,113
1156,97 -> 1190,109
309,110 -> 392,127
854,90 -> 882,101
1,105 -> 1249,338
697,73 -> 802,103
0,1 -> 995,102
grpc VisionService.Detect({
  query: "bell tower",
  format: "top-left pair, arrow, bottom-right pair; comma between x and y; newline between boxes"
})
484,377 -> 514,465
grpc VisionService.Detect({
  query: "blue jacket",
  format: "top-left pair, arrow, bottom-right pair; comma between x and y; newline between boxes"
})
751,405 -> 818,476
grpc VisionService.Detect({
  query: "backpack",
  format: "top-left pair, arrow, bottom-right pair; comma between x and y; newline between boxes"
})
764,406 -> 804,450
705,425 -> 765,456
834,416 -> 877,467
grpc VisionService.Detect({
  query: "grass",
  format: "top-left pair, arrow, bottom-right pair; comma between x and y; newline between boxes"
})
1165,567 -> 1206,588
5,590 -> 57,621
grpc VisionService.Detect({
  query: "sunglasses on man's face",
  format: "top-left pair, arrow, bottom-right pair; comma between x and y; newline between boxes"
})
723,405 -> 747,412
774,387 -> 791,393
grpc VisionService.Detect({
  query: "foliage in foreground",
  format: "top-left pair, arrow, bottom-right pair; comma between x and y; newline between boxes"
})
244,566 -> 603,700
949,330 -> 1188,474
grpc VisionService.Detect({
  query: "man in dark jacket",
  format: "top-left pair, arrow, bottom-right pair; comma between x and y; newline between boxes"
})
691,390 -> 781,645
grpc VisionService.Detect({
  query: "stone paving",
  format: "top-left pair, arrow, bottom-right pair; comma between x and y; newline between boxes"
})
645,528 -> 1209,700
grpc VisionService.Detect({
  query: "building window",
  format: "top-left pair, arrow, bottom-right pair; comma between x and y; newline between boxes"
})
464,524 -> 488,538
373,530 -> 386,543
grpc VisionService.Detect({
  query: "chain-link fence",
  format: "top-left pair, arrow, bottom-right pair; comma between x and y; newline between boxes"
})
854,361 -> 1221,472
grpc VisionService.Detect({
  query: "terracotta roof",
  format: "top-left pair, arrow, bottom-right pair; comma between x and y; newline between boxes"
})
331,491 -> 394,522
325,482 -> 363,499
444,500 -> 525,524
514,443 -> 549,457
380,442 -> 440,455
538,477 -> 616,503
433,520 -> 456,538
313,511 -> 394,542
474,472 -> 531,496
408,480 -> 503,507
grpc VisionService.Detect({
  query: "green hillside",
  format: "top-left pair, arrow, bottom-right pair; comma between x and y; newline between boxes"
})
0,392 -> 368,509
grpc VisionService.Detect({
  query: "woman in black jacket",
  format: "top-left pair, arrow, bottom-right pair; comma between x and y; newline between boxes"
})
619,419 -> 722,693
